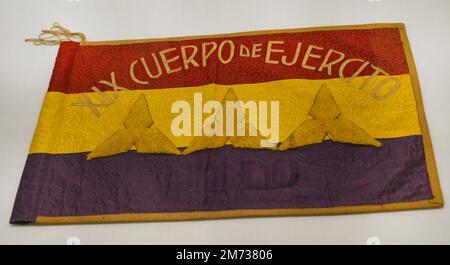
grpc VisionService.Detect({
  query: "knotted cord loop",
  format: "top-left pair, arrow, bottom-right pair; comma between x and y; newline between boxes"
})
25,22 -> 86,45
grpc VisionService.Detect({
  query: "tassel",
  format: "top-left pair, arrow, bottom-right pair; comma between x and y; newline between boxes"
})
25,22 -> 86,45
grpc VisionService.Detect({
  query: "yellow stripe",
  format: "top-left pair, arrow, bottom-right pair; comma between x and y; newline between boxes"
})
29,74 -> 420,154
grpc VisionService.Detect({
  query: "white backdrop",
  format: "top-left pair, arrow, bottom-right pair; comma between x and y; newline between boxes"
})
0,0 -> 449,244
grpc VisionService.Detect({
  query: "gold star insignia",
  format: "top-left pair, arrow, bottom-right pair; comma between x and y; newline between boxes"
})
183,88 -> 275,155
279,84 -> 382,150
87,94 -> 180,160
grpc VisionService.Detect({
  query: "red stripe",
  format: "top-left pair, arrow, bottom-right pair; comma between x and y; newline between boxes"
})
50,28 -> 408,93
48,41 -> 79,92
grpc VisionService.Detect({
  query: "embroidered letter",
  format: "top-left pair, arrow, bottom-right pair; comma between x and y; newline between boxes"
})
202,42 -> 217,67
318,49 -> 345,75
281,42 -> 302,66
301,45 -> 324,70
130,60 -> 149,85
181,45 -> 200,70
99,72 -> 129,99
359,65 -> 388,90
265,40 -> 284,64
160,48 -> 182,74
371,76 -> 401,100
218,40 -> 235,64
72,94 -> 110,117
251,43 -> 263,58
134,54 -> 163,81
339,58 -> 370,82
239,44 -> 251,57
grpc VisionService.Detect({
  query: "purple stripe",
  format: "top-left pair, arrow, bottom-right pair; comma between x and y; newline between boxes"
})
10,136 -> 432,223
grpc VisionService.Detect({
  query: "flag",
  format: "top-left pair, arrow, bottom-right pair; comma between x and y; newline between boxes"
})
11,23 -> 443,224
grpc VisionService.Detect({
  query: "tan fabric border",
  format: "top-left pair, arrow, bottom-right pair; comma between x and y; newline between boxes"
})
81,23 -> 406,46
397,24 -> 444,205
35,199 -> 442,225
34,24 -> 442,225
